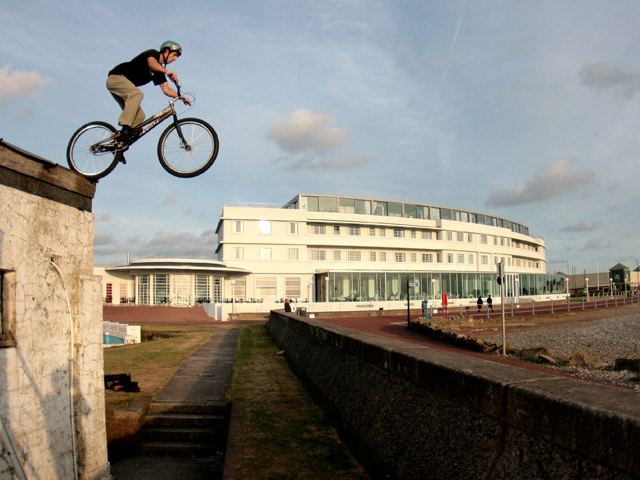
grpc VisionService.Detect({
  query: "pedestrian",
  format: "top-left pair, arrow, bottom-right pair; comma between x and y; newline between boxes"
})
442,292 -> 448,312
284,298 -> 291,312
290,300 -> 297,313
477,296 -> 483,311
487,295 -> 493,313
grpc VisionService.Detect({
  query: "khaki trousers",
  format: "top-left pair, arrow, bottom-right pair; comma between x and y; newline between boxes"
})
106,75 -> 145,128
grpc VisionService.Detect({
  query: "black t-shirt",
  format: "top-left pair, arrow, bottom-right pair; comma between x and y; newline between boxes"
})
108,49 -> 167,87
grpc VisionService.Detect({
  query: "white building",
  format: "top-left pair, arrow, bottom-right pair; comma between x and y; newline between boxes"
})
97,194 -> 566,318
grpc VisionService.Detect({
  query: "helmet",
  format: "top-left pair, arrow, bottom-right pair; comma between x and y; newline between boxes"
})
160,40 -> 182,56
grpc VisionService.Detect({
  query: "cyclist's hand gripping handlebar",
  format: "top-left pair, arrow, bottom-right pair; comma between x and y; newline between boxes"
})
172,81 -> 192,106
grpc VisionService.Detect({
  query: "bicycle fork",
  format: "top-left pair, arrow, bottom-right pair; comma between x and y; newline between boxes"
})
172,112 -> 192,151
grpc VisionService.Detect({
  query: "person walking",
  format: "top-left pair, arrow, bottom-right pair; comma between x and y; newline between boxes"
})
487,295 -> 493,313
477,296 -> 483,311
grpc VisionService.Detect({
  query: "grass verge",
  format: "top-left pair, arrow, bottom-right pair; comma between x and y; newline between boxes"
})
226,324 -> 369,479
103,326 -> 214,408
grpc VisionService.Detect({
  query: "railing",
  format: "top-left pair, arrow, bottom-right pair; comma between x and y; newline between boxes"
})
441,293 -> 640,319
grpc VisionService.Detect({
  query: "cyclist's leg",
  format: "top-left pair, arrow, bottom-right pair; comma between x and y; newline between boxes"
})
106,75 -> 145,128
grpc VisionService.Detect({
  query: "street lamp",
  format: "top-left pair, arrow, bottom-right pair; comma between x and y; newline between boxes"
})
231,280 -> 236,313
609,277 -> 613,297
565,277 -> 569,296
585,277 -> 589,301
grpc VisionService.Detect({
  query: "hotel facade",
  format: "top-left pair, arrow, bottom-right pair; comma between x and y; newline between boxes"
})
97,194 -> 566,317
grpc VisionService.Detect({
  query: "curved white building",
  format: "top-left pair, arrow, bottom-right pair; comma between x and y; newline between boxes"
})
97,193 -> 566,315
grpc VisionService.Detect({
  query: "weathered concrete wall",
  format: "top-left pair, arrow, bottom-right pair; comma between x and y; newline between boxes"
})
268,312 -> 640,480
0,141 -> 108,479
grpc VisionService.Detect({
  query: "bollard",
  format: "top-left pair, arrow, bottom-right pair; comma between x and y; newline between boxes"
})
551,298 -> 554,314
532,300 -> 535,316
582,298 -> 585,310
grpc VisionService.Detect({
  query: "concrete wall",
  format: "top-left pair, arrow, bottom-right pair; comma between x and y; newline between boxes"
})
268,311 -> 640,480
0,141 -> 109,479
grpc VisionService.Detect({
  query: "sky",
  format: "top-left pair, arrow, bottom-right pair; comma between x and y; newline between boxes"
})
1,0 -> 639,274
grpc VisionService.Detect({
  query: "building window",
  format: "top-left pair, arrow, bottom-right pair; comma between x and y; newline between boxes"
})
370,251 -> 377,261
333,225 -> 341,235
256,277 -> 276,299
260,248 -> 272,260
287,248 -> 299,261
289,222 -> 298,235
311,250 -> 326,261
212,278 -> 222,302
410,229 -> 416,239
447,232 -> 453,241
195,274 -> 211,303
138,275 -> 150,304
106,283 -> 113,303
333,250 -> 341,261
232,278 -> 246,300
468,234 -> 473,242
234,220 -> 244,233
379,228 -> 386,237
312,224 -> 326,235
0,270 -> 16,347
380,252 -> 387,262
348,251 -> 361,261
410,252 -> 417,262
457,232 -> 464,242
395,252 -> 406,262
285,277 -> 301,298
468,254 -> 474,264
447,253 -> 454,264
421,253 -> 432,263
259,219 -> 272,235
349,226 -> 361,236
153,274 -> 170,304
369,227 -> 376,236
480,234 -> 487,244
393,228 -> 404,238
234,247 -> 244,260
458,254 -> 465,263
422,231 -> 432,240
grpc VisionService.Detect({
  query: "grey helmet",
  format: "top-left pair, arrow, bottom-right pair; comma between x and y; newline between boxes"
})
160,40 -> 182,56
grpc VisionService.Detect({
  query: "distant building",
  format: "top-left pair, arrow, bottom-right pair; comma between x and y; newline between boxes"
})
96,194 -> 567,317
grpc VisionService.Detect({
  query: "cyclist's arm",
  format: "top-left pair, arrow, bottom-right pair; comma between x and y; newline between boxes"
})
159,82 -> 192,105
147,56 -> 178,83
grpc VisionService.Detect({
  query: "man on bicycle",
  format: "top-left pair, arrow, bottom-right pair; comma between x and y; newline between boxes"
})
106,40 -> 191,143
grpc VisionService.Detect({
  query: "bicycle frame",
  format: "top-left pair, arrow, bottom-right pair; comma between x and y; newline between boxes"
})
91,90 -> 189,153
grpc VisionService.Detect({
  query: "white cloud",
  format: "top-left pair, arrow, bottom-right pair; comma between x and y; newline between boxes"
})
268,108 -> 349,153
559,221 -> 600,233
276,153 -> 373,171
0,65 -> 52,106
579,62 -> 640,100
486,159 -> 594,207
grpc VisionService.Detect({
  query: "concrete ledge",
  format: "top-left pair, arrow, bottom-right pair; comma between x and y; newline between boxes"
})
267,311 -> 640,479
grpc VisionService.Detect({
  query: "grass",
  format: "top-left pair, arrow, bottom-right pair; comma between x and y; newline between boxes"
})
227,324 -> 369,480
103,325 -> 214,408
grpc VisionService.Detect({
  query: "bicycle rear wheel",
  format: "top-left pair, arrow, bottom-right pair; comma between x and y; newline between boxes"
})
157,117 -> 219,178
67,121 -> 120,180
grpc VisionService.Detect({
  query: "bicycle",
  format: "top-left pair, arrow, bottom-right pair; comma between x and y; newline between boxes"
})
66,84 -> 219,180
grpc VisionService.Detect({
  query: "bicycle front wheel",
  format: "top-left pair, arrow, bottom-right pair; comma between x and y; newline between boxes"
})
157,118 -> 219,178
67,121 -> 120,180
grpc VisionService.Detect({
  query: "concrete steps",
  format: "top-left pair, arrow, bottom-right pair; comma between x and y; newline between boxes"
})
138,403 -> 231,457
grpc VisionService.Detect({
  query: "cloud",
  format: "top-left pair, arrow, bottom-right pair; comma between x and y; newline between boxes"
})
579,62 -> 640,100
268,108 -> 349,153
559,221 -> 599,233
0,65 -> 53,106
275,153 -> 372,171
583,238 -> 612,250
162,192 -> 178,206
94,229 -> 218,264
486,159 -> 594,207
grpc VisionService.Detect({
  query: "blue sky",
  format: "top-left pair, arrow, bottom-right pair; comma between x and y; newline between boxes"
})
2,0 -> 639,274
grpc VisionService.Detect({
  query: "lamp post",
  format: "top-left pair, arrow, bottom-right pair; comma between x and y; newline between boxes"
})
585,277 -> 589,301
566,277 -> 570,311
231,280 -> 236,314
609,277 -> 613,297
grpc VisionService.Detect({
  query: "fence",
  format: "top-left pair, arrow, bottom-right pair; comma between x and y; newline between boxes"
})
441,292 -> 640,320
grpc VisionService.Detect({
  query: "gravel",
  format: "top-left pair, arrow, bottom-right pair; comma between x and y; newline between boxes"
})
476,312 -> 640,390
